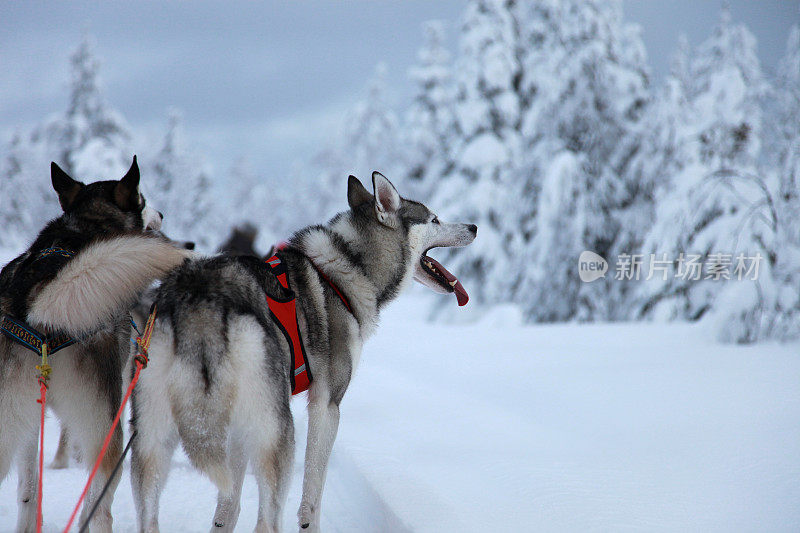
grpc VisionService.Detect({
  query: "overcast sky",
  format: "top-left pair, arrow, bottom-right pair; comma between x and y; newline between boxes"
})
1,1 -> 798,184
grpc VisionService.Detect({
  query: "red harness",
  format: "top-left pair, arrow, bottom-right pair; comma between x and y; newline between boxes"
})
264,248 -> 353,395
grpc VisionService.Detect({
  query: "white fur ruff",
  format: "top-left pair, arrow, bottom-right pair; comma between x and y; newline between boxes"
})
28,235 -> 191,336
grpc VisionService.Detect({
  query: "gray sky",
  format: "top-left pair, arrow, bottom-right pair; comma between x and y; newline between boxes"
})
1,1 -> 797,183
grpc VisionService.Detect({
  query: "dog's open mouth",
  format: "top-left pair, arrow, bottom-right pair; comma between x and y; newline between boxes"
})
418,251 -> 469,306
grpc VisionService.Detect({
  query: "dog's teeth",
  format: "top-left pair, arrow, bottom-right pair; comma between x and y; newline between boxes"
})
449,279 -> 457,287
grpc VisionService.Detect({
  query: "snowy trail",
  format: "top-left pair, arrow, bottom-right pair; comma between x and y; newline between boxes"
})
2,293 -> 799,532
0,413 -> 409,532
336,296 -> 800,532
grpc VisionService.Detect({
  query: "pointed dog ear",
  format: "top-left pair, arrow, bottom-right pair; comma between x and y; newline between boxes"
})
372,171 -> 400,226
114,155 -> 142,210
347,175 -> 372,209
51,162 -> 84,211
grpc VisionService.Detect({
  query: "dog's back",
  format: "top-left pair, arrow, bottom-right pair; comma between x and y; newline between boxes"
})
132,255 -> 296,531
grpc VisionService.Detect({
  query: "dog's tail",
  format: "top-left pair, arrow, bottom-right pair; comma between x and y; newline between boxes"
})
27,234 -> 192,336
170,305 -> 233,492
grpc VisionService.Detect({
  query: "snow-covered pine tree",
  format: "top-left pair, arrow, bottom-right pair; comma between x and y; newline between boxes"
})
638,7 -> 770,339
307,62 -> 403,223
58,35 -> 133,179
228,156 -> 260,227
148,110 -> 218,250
774,24 -> 800,229
503,0 -> 560,261
340,62 -> 403,186
514,0 -> 650,321
0,132 -> 42,249
522,151 -> 587,322
615,38 -> 696,319
670,34 -> 693,99
0,35 -> 134,248
227,156 -> 281,249
404,20 -> 457,200
431,0 -> 522,308
744,23 -> 800,341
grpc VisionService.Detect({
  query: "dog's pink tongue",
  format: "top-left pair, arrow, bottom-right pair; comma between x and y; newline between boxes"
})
426,256 -> 469,307
452,279 -> 469,306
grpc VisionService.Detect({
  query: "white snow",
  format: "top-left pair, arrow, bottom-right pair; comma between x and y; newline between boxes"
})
2,295 -> 798,532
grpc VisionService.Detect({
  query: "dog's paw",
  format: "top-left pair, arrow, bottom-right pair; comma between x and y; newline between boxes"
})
298,502 -> 316,531
211,520 -> 235,533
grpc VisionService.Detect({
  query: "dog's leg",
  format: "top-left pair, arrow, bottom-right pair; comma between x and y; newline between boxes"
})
210,436 -> 247,532
49,425 -> 70,469
131,430 -> 177,533
131,428 -> 178,533
298,391 -> 340,532
0,434 -> 11,487
131,372 -> 180,533
77,424 -> 122,533
254,407 -> 294,533
131,328 -> 182,533
0,353 -> 40,533
0,389 -> 18,486
55,366 -> 123,532
14,428 -> 39,533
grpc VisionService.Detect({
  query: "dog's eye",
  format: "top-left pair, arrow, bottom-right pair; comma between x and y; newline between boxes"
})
432,216 -> 440,225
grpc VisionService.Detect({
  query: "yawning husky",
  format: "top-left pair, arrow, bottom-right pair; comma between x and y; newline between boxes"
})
130,172 -> 477,532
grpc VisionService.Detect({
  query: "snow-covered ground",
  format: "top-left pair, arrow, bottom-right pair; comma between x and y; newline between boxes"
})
1,294 -> 799,532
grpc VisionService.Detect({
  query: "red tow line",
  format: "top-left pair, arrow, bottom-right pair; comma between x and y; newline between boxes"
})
60,305 -> 158,533
35,375 -> 48,533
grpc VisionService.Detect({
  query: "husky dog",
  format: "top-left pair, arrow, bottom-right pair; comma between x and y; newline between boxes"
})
50,235 -> 196,471
0,158 -> 191,532
131,172 -> 477,532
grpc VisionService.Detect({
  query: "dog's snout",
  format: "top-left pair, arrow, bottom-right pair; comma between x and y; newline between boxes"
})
468,224 -> 477,235
158,211 -> 164,220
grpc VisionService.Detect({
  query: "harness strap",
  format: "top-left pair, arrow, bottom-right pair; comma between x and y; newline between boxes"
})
274,242 -> 354,315
0,246 -> 77,358
38,247 -> 75,259
264,253 -> 312,395
309,263 -> 353,314
0,315 -> 76,356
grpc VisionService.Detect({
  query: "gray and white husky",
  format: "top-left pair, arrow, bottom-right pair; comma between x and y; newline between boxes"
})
130,172 -> 477,532
0,158 -> 191,532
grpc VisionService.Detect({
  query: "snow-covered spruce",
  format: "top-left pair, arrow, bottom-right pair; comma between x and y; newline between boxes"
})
0,36 -> 133,249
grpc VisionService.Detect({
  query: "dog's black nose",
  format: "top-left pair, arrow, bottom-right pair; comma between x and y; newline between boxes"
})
158,211 -> 164,220
468,224 -> 477,235
184,241 -> 196,250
